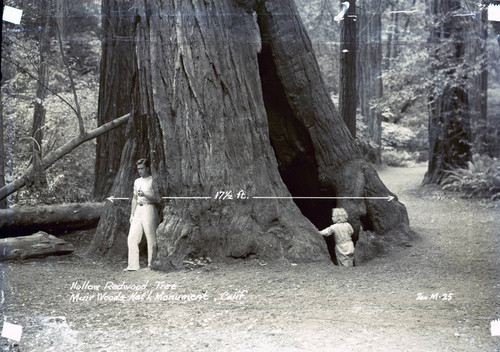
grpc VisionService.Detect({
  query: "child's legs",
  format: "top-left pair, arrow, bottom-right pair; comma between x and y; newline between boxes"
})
335,242 -> 355,267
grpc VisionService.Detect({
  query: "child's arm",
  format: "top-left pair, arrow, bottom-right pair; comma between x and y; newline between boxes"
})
319,226 -> 333,236
348,223 -> 354,239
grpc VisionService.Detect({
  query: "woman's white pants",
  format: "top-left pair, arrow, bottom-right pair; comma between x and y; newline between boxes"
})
127,204 -> 157,270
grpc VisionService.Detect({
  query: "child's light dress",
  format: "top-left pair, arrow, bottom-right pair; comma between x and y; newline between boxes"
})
320,222 -> 354,266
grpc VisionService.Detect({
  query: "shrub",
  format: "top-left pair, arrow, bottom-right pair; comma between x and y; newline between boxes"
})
381,122 -> 418,149
442,154 -> 500,200
381,148 -> 420,167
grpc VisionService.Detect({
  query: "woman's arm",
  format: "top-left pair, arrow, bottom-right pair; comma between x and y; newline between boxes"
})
130,192 -> 137,224
143,177 -> 162,204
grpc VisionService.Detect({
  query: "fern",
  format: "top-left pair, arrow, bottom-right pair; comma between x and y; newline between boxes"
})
442,154 -> 500,199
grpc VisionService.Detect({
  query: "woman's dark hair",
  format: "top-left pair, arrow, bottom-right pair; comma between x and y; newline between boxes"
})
136,158 -> 150,168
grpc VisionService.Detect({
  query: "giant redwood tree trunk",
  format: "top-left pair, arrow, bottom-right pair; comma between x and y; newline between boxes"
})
93,0 -> 135,200
89,0 -> 411,270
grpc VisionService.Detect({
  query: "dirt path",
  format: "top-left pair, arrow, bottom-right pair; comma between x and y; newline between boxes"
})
1,166 -> 499,352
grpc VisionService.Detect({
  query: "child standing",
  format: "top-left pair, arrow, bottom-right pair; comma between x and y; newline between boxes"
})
320,208 -> 355,266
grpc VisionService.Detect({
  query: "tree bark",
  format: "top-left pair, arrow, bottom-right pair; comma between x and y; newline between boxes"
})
90,0 -> 411,270
93,0 -> 136,200
339,0 -> 357,137
0,5 -> 6,209
0,89 -> 6,209
0,203 -> 103,238
490,2 -> 500,157
0,231 -> 74,260
424,0 -> 472,184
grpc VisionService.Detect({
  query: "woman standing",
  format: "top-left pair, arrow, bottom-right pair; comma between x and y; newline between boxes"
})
124,158 -> 161,271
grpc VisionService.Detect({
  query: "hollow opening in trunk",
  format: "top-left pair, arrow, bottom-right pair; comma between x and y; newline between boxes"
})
257,40 -> 335,233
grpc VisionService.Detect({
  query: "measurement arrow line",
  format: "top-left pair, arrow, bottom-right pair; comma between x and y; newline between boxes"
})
252,196 -> 395,201
106,196 -> 212,202
107,195 -> 395,202
161,196 -> 212,200
389,9 -> 418,14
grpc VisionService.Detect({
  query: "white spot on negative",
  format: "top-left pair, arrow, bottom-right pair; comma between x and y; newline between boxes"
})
491,319 -> 500,336
2,6 -> 23,25
1,321 -> 23,342
488,4 -> 500,22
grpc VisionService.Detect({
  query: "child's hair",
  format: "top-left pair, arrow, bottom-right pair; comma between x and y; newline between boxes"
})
332,208 -> 348,223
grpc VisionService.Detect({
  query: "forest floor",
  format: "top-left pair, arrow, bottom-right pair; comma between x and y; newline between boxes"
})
1,165 -> 499,352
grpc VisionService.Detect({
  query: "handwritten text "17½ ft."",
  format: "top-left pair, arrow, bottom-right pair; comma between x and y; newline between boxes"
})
214,190 -> 248,200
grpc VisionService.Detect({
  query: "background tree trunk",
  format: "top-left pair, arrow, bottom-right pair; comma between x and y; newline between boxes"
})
29,0 -> 52,190
424,0 -> 472,184
55,0 -> 69,40
385,1 -> 399,69
467,3 -> 488,154
490,1 -> 500,156
357,0 -> 383,162
90,0 -> 412,270
93,0 -> 135,200
339,0 -> 357,137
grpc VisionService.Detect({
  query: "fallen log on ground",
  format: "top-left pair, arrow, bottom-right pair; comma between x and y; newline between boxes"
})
0,231 -> 74,260
0,202 -> 104,238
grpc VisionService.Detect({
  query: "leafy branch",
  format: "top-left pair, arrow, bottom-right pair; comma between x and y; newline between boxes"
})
0,113 -> 130,201
2,56 -> 79,117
